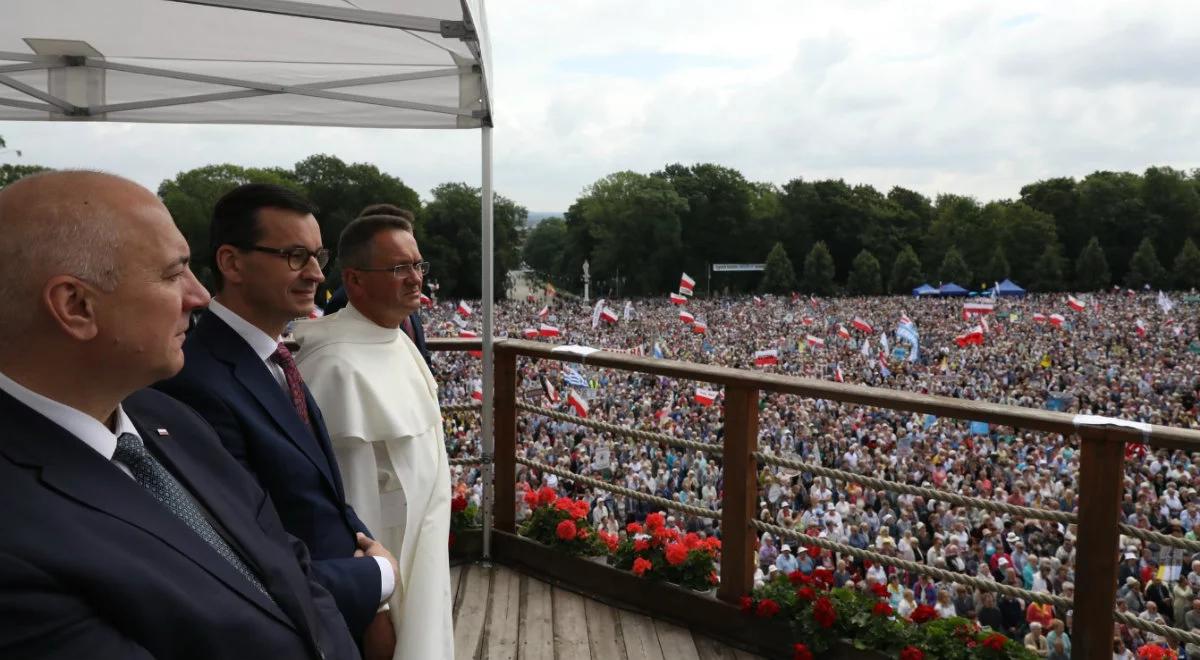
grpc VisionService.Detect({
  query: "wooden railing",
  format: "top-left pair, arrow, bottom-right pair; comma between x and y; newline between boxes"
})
429,337 -> 1200,660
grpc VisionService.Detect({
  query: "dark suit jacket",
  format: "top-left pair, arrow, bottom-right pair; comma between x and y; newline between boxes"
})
155,309 -> 380,643
325,287 -> 431,367
0,387 -> 357,660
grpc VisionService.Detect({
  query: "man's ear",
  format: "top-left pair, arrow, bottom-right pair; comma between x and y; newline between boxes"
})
43,275 -> 100,341
342,268 -> 362,296
214,244 -> 243,286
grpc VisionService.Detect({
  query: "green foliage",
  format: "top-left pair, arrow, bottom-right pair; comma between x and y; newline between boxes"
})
937,246 -> 972,285
1173,238 -> 1200,290
1126,236 -> 1166,289
982,245 -> 1009,285
522,217 -> 568,283
0,163 -> 51,188
518,490 -> 607,557
1073,236 -> 1110,291
889,244 -> 924,293
759,242 -> 797,293
846,249 -> 882,295
420,182 -> 526,300
801,241 -> 836,295
1031,242 -> 1066,291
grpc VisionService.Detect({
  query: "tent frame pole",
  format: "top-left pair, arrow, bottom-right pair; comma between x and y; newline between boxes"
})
480,126 -> 496,560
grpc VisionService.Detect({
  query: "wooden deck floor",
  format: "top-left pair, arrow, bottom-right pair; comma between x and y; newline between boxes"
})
451,562 -> 767,660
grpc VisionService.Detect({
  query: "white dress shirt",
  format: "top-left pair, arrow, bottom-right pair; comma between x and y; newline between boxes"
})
206,299 -> 395,605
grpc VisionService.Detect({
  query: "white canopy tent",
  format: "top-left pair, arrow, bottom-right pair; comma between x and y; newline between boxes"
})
0,0 -> 499,553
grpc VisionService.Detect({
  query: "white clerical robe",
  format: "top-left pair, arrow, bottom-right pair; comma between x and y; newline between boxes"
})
293,304 -> 453,660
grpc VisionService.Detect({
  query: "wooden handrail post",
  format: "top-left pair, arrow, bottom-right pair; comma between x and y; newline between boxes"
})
493,346 -> 518,533
1072,431 -> 1124,660
718,385 -> 759,603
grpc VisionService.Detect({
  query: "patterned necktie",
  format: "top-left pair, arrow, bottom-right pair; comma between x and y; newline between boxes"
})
270,343 -> 310,425
113,432 -> 271,598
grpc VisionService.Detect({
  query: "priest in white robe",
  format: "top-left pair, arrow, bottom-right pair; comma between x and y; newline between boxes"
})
293,212 -> 453,660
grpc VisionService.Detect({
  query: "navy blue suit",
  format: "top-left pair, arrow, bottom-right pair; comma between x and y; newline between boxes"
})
155,309 -> 381,643
325,287 -> 431,367
0,387 -> 358,660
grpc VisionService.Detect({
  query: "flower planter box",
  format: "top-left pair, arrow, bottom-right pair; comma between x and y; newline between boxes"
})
489,531 -> 886,660
450,528 -> 482,563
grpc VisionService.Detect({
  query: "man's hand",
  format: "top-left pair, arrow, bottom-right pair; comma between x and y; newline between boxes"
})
356,532 -> 399,584
362,611 -> 396,660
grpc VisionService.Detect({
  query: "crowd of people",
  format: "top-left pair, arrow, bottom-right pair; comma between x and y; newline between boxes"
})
426,288 -> 1200,653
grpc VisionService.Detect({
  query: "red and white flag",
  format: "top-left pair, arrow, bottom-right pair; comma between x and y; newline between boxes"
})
962,301 -> 994,318
692,320 -> 708,334
542,376 -> 561,403
899,313 -> 913,327
522,328 -> 539,339
754,349 -> 779,366
694,387 -> 718,406
459,329 -> 482,357
753,295 -> 764,306
1135,319 -> 1147,337
419,293 -> 432,307
456,300 -> 473,317
852,317 -> 873,334
471,381 -> 483,401
1049,313 -> 1065,328
954,325 -> 984,347
600,307 -> 619,324
679,273 -> 695,295
537,305 -> 549,319
833,365 -> 844,383
802,316 -> 816,326
567,390 -> 589,418
538,324 -> 560,337
669,292 -> 687,305
805,335 -> 825,349
679,310 -> 695,324
1067,295 -> 1086,312
1032,313 -> 1047,323
836,324 -> 851,340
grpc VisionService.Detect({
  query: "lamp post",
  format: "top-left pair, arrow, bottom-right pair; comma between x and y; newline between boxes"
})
582,260 -> 591,302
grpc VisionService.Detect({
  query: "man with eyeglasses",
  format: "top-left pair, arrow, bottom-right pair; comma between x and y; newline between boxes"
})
155,183 -> 399,660
292,212 -> 453,659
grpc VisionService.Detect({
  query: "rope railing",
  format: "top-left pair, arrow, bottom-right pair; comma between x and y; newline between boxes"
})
449,457 -> 484,466
1115,610 -> 1200,645
517,401 -> 723,455
515,456 -> 722,521
1117,524 -> 1200,554
442,402 -> 482,414
755,451 -> 1077,526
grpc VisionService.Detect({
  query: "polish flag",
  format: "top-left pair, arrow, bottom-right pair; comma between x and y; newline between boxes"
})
1049,314 -> 1065,328
836,324 -> 851,340
679,273 -> 696,295
802,316 -> 816,326
692,320 -> 708,334
834,365 -> 844,383
471,381 -> 483,401
753,296 -> 764,306
754,349 -> 779,366
899,313 -> 913,327
954,326 -> 984,347
522,328 -> 539,339
419,293 -> 432,307
805,335 -> 825,349
538,324 -> 560,337
600,307 -> 619,324
537,305 -> 549,319
1067,295 -> 1086,312
669,292 -> 687,305
694,387 -> 718,406
456,300 -> 473,317
1032,313 -> 1047,324
962,301 -> 994,318
567,390 -> 589,418
852,317 -> 873,334
542,376 -> 561,403
459,329 -> 482,357
679,310 -> 695,324
1135,319 -> 1147,337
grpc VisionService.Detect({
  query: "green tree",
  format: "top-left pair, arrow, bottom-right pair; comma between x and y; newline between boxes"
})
1031,242 -> 1066,291
1173,238 -> 1200,290
0,163 -> 50,188
801,241 -> 835,295
846,249 -> 882,295
982,245 -> 1009,286
654,163 -> 756,291
997,202 -> 1058,286
1125,236 -> 1166,289
420,182 -> 526,299
759,242 -> 797,293
937,246 -> 972,285
521,217 -> 567,283
1073,236 -> 1110,291
888,244 -> 923,294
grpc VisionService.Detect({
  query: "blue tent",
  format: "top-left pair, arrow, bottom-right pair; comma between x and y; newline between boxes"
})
939,283 -> 969,297
912,283 -> 939,297
996,279 -> 1026,297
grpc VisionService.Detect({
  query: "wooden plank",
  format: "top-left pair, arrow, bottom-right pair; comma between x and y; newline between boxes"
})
731,650 -> 763,660
453,565 -> 490,660
1072,431 -> 1125,660
719,385 -> 759,602
493,349 -> 517,533
693,635 -> 734,660
484,566 -> 520,660
552,587 -> 591,660
584,594 -> 627,660
652,620 -> 700,660
518,575 -> 554,660
618,609 -> 664,660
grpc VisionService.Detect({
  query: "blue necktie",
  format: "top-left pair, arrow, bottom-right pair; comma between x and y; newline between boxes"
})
114,432 -> 271,599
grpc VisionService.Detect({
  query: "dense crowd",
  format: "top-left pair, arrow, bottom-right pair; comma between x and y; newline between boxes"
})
425,289 -> 1200,653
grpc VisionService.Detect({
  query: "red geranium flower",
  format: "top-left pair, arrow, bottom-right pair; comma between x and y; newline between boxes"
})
633,538 -> 650,553
899,646 -> 924,660
869,582 -> 888,598
632,557 -> 653,577
555,496 -> 576,513
796,586 -> 815,601
910,604 -> 937,624
812,596 -> 836,628
523,489 -> 541,508
556,519 -> 577,541
683,532 -> 702,549
665,542 -> 689,566
982,633 -> 1006,651
451,495 -> 468,513
788,570 -> 807,585
872,601 -> 892,617
708,571 -> 719,585
537,486 -> 557,506
571,500 -> 590,520
704,537 -> 721,552
645,512 -> 665,531
626,522 -> 643,535
793,643 -> 813,660
739,596 -> 754,613
755,599 -> 781,618
812,567 -> 833,588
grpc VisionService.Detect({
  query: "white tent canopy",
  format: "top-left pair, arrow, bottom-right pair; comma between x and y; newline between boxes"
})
0,0 -> 499,553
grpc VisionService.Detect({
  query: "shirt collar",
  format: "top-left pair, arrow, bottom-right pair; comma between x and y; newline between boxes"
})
0,367 -> 137,460
208,298 -> 282,362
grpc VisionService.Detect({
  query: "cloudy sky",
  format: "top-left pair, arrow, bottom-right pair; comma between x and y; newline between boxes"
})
2,0 -> 1199,213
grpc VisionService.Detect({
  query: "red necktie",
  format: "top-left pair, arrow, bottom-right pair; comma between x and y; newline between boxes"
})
270,343 -> 310,425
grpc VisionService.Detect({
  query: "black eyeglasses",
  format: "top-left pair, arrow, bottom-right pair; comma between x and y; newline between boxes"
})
242,245 -> 331,270
353,261 -> 431,279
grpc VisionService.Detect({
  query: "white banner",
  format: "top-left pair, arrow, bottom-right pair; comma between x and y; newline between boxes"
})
712,263 -> 766,272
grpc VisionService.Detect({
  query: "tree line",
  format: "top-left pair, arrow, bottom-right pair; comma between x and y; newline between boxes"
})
523,164 -> 1200,297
